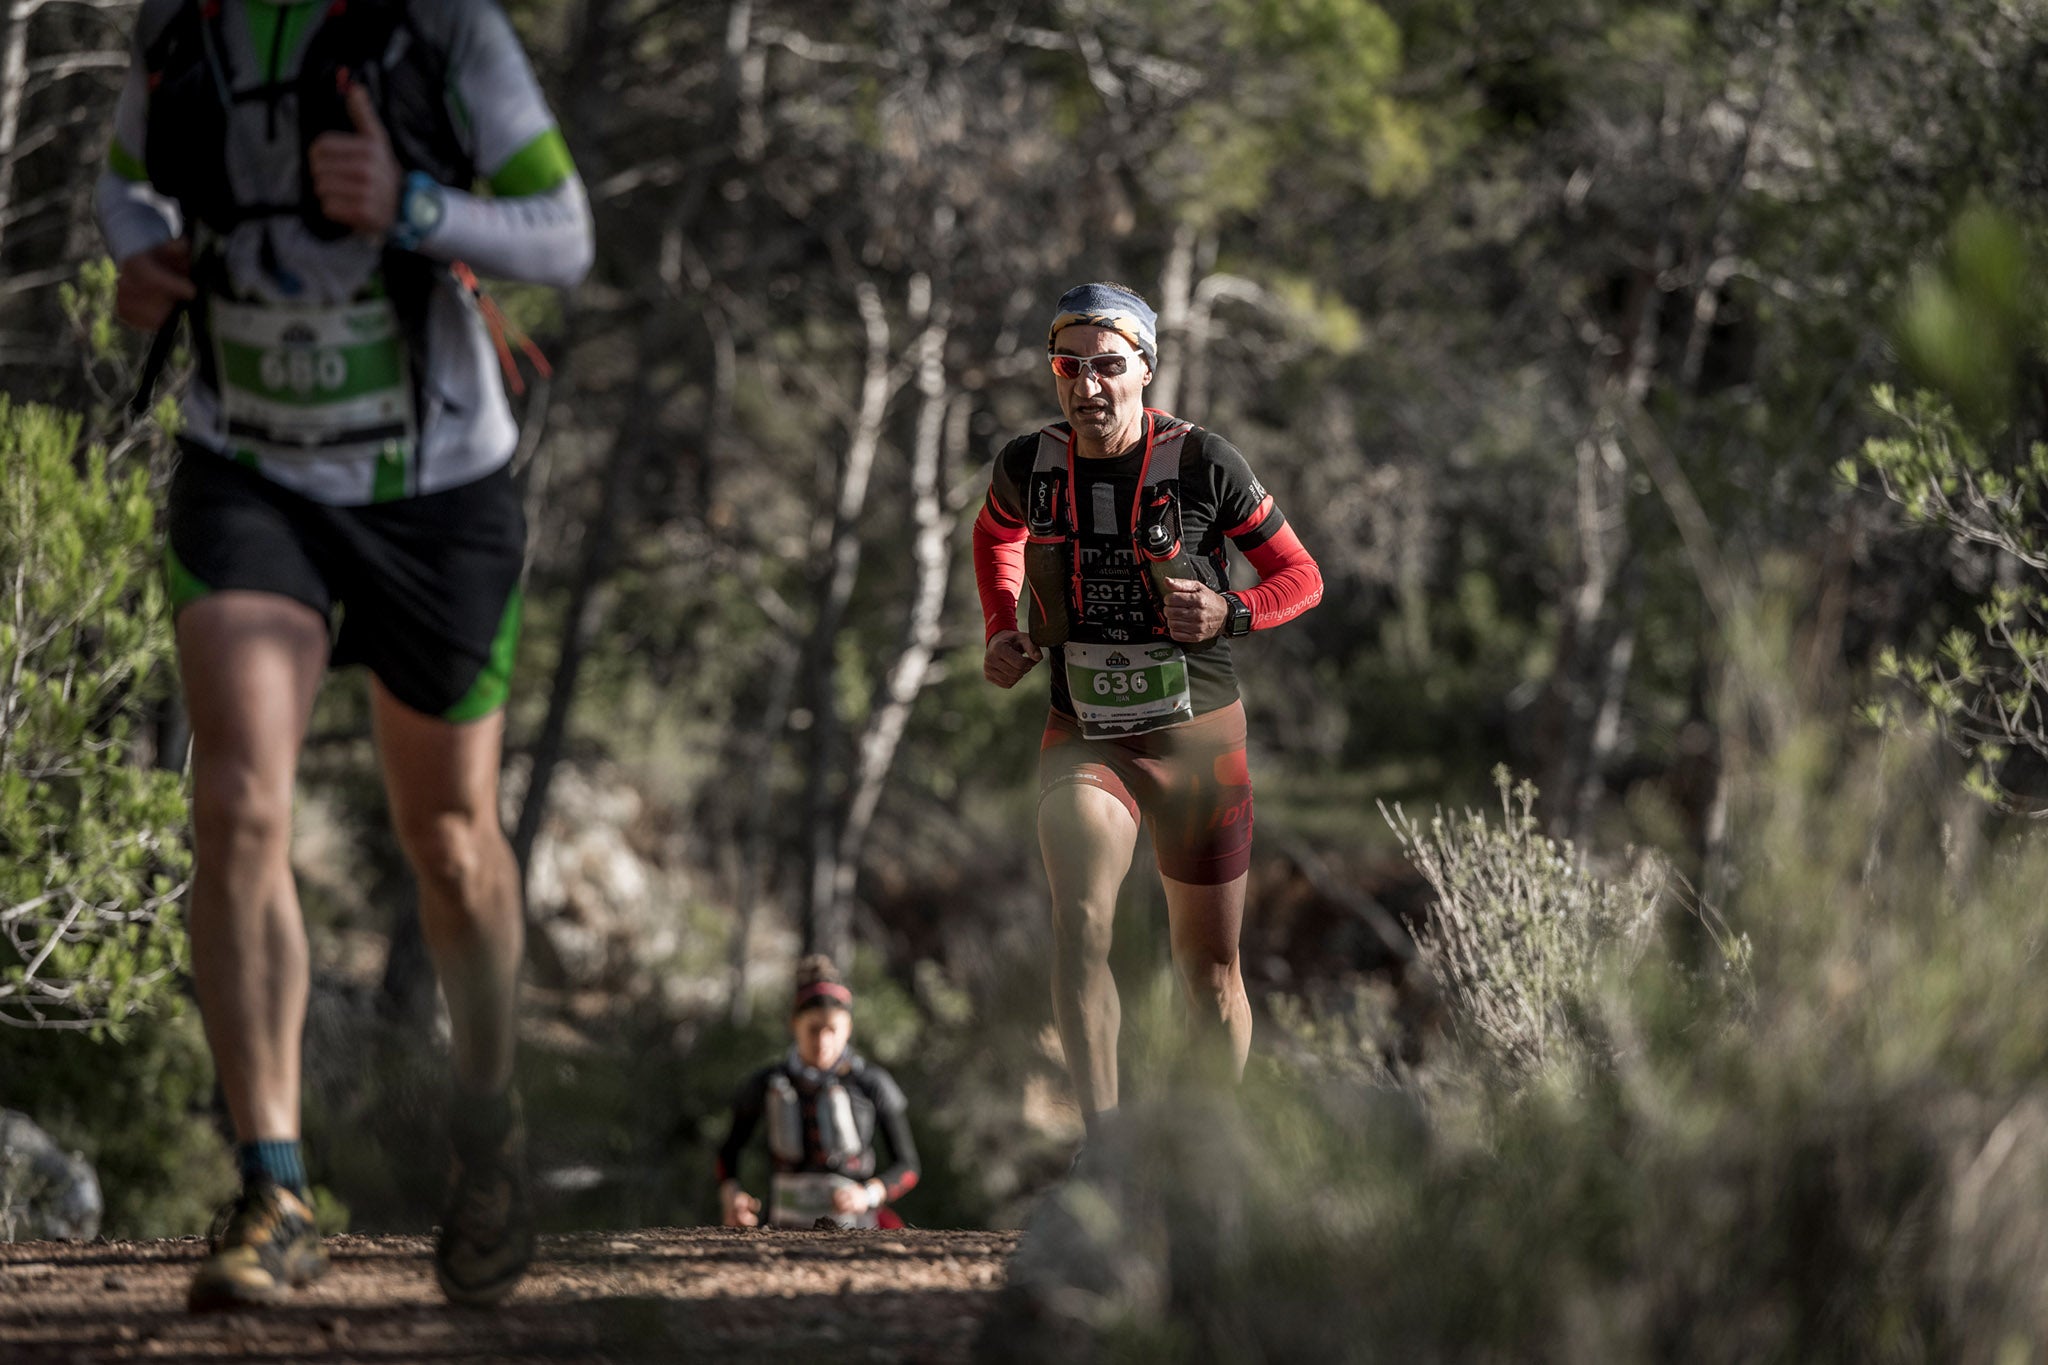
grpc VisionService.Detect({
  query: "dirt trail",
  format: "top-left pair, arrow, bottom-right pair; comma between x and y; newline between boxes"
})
0,1228 -> 1019,1363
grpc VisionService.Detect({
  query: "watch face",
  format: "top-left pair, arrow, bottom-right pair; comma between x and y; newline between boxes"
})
407,182 -> 443,233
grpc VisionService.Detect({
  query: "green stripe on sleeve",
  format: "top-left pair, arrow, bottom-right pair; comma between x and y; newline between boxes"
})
486,128 -> 575,197
108,139 -> 147,183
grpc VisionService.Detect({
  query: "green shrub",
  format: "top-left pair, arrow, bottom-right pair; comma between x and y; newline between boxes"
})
1381,766 -> 1694,1084
994,680 -> 2048,1363
1,1003 -> 233,1237
0,397 -> 189,1032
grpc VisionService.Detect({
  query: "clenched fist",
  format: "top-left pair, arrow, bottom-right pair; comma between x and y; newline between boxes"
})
308,82 -> 402,235
984,630 -> 1043,688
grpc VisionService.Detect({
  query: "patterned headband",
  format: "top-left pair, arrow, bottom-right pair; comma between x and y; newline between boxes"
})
1047,282 -> 1158,364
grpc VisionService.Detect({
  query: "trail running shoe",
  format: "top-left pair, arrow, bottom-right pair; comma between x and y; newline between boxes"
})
434,1091 -> 534,1306
187,1177 -> 327,1312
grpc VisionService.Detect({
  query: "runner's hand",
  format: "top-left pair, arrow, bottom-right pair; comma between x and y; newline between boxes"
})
720,1182 -> 760,1228
114,240 -> 195,331
309,82 -> 402,236
831,1180 -> 886,1213
1161,578 -> 1227,643
984,629 -> 1043,688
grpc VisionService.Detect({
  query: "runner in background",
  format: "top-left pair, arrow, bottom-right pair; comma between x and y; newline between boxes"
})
974,281 -> 1323,1154
96,0 -> 592,1311
717,957 -> 921,1230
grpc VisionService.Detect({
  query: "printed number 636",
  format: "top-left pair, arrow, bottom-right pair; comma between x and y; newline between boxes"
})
1091,671 -> 1150,697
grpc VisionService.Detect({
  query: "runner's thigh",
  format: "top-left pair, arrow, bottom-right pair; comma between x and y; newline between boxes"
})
1132,702 -> 1254,886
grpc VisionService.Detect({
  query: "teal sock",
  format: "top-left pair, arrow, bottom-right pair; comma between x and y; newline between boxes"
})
237,1139 -> 307,1195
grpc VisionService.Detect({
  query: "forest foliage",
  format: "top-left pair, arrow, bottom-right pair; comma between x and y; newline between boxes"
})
5,2 -> 2048,1352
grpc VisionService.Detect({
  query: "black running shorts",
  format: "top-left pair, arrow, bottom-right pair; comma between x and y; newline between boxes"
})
163,446 -> 526,721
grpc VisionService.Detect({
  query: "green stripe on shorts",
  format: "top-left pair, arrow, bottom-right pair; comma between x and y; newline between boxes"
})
163,543 -> 212,612
443,587 -> 523,723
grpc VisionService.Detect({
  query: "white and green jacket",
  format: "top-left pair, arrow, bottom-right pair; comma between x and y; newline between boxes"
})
95,0 -> 593,505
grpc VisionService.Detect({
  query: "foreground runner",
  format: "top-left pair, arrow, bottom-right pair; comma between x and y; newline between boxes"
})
717,957 -> 921,1230
975,282 -> 1323,1146
96,0 -> 592,1311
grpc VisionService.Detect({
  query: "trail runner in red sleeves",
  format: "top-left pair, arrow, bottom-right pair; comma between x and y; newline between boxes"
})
974,281 -> 1323,1152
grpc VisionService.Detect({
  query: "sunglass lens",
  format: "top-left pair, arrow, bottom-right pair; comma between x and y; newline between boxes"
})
1051,355 -> 1130,379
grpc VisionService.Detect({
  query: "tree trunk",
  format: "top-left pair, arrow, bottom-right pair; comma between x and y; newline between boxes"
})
1534,228 -> 1671,838
1150,222 -> 1196,413
508,348 -> 662,987
0,0 -> 44,269
1534,427 -> 1633,839
725,630 -> 798,1024
829,311 -> 952,921
802,279 -> 897,966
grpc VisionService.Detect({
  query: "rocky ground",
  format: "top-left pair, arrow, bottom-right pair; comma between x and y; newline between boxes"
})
0,1227 -> 1019,1363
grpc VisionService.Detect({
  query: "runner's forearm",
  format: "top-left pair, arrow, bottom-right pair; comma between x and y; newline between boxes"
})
95,171 -> 180,264
1237,523 -> 1322,628
413,178 -> 594,289
974,504 -> 1028,641
872,1101 -> 921,1203
714,1092 -> 764,1187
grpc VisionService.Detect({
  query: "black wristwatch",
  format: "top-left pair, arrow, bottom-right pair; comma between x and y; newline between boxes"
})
1222,591 -> 1253,638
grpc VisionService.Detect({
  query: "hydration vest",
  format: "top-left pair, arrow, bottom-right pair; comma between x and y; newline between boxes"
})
1020,412 -> 1228,638
140,0 -> 472,241
136,0 -> 487,460
765,1057 -> 872,1173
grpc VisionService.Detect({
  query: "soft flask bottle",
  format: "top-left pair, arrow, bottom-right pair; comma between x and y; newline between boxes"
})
1024,470 -> 1072,647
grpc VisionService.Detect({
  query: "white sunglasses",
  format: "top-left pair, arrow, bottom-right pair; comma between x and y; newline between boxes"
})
1049,352 -> 1135,380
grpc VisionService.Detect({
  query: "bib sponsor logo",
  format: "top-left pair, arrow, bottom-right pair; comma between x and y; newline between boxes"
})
1079,544 -> 1137,568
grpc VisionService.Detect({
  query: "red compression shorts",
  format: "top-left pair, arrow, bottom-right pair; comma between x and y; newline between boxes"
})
1038,702 -> 1254,886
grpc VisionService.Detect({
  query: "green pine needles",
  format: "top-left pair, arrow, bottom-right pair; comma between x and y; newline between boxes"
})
0,397 -> 189,1032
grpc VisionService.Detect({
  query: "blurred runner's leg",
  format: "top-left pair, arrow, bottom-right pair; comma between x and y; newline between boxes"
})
1039,782 -> 1140,1122
370,680 -> 523,1093
371,679 -> 531,1304
177,591 -> 330,1149
1162,872 -> 1253,1081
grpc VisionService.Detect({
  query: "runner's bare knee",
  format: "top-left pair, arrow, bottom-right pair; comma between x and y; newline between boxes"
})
1051,895 -> 1117,966
397,810 -> 500,912
190,764 -> 294,870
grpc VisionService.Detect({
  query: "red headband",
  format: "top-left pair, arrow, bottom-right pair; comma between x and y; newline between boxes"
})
795,981 -> 853,1011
